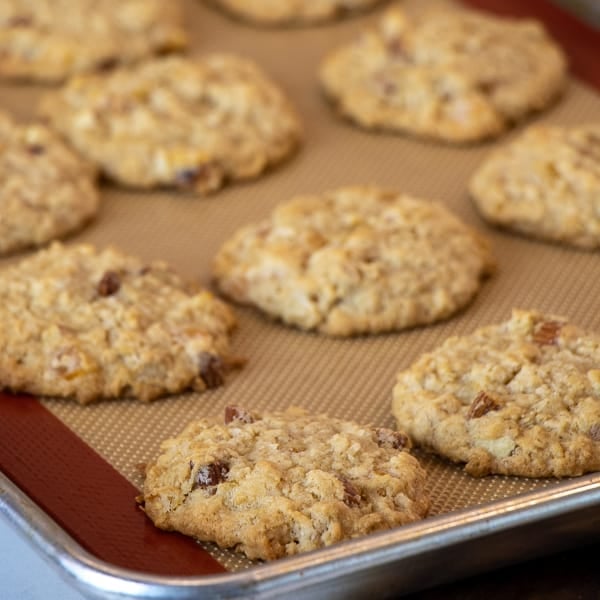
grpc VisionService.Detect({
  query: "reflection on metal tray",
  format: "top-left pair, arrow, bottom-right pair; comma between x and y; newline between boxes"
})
2,470 -> 600,599
553,0 -> 600,29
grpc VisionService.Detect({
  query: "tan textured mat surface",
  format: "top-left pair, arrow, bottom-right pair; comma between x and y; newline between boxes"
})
1,0 -> 599,571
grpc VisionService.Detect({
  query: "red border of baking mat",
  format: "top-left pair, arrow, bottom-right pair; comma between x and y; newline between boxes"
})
1,0 -> 599,579
0,393 -> 225,575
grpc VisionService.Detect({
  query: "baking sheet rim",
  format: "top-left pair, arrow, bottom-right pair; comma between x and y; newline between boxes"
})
2,470 -> 600,599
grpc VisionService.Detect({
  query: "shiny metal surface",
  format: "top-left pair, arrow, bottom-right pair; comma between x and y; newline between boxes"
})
2,470 -> 600,599
553,0 -> 600,28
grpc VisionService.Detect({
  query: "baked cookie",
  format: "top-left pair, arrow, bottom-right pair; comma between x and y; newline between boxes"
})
0,243 -> 238,403
470,124 -> 600,249
392,309 -> 600,477
319,6 -> 567,143
39,55 -> 302,194
0,0 -> 187,82
142,406 -> 428,560
213,186 -> 495,336
207,0 -> 385,26
0,111 -> 98,255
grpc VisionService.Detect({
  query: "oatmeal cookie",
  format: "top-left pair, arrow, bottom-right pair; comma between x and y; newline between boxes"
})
0,0 -> 187,82
319,6 -> 567,143
470,124 -> 600,249
0,111 -> 98,255
142,406 -> 428,560
213,186 -> 495,336
0,243 -> 238,403
39,54 -> 302,194
207,0 -> 385,26
392,309 -> 600,477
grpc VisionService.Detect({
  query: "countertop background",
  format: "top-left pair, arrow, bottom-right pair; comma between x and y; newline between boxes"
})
1,523 -> 85,600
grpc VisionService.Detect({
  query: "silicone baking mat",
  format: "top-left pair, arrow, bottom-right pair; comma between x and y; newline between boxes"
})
1,0 -> 599,577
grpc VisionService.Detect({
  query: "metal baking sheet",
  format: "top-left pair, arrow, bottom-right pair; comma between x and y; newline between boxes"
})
1,0 -> 600,597
2,469 -> 600,600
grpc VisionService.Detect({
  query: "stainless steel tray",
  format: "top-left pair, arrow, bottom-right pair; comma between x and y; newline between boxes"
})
2,470 -> 600,599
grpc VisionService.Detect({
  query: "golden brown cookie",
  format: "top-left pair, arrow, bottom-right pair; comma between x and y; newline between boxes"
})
0,243 -> 238,403
207,0 -> 385,26
0,0 -> 187,82
392,309 -> 600,477
320,6 -> 567,143
213,186 -> 495,336
39,55 -> 302,194
0,111 -> 99,255
470,124 -> 600,248
142,406 -> 428,560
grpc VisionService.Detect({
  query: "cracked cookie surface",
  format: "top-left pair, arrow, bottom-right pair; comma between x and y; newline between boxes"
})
0,243 -> 238,403
207,0 -> 385,26
142,406 -> 429,560
213,186 -> 495,336
319,6 -> 566,143
470,124 -> 600,249
392,309 -> 600,477
0,111 -> 98,255
0,0 -> 187,82
39,54 -> 302,194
